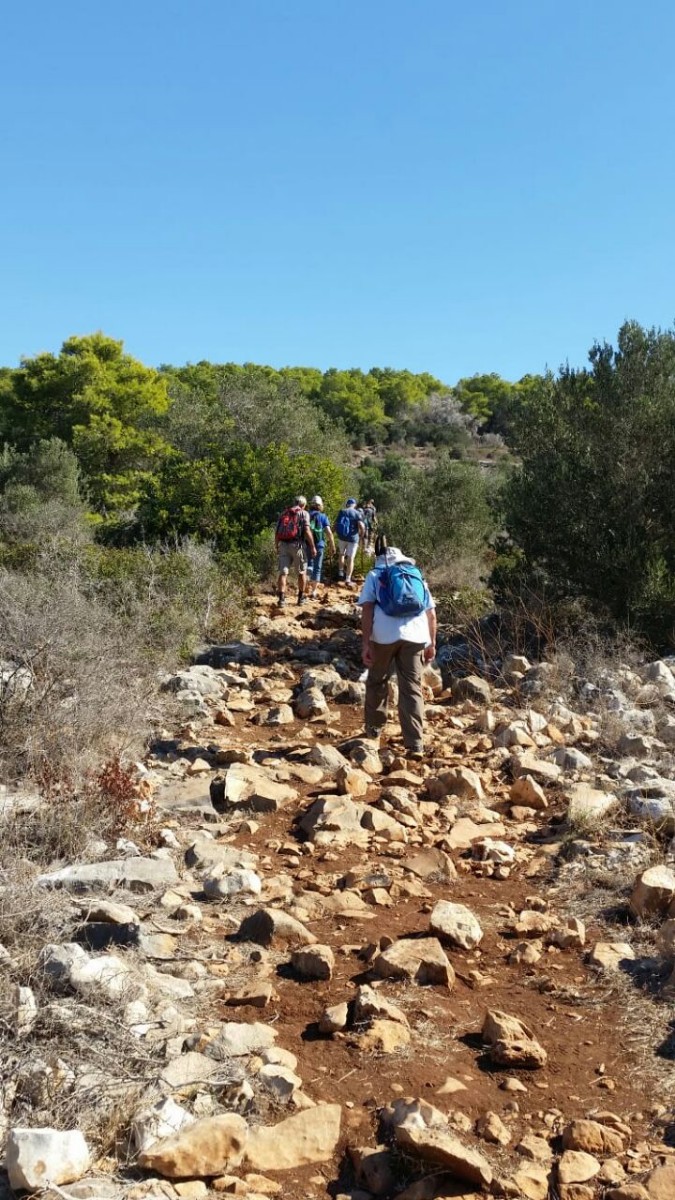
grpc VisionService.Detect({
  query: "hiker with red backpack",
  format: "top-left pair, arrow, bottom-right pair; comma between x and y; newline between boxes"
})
335,498 -> 365,588
357,533 -> 436,761
275,496 -> 316,608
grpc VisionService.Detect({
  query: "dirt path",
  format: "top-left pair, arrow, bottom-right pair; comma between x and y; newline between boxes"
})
147,589 -> 675,1198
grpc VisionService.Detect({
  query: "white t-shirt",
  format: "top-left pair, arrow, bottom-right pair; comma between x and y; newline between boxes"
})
358,562 -> 435,646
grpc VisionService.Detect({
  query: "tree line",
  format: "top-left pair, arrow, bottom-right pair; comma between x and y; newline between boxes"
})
1,322 -> 675,645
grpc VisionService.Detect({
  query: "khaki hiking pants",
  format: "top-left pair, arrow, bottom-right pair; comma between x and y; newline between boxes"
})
365,640 -> 425,753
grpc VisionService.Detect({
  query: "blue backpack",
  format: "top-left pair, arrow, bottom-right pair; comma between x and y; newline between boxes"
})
376,560 -> 426,617
336,508 -> 359,539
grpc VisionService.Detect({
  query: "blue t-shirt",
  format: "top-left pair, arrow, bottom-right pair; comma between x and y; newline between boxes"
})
308,509 -> 331,549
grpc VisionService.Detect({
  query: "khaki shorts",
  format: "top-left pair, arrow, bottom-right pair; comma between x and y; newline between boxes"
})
278,542 -> 307,576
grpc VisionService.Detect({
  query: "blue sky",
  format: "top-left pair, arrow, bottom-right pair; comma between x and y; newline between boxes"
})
2,0 -> 674,382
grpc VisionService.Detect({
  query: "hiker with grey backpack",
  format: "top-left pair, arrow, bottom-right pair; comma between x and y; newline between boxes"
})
357,534 -> 437,762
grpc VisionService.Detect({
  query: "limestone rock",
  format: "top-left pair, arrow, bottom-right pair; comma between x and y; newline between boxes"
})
350,1145 -> 396,1196
290,944 -> 334,981
131,1098 -> 195,1155
294,687 -> 329,719
214,1022 -> 277,1056
513,1162 -> 550,1199
203,868 -> 262,900
429,900 -> 483,950
354,984 -> 409,1027
644,1164 -> 675,1198
372,937 -> 455,988
550,917 -> 586,950
394,1124 -> 492,1189
7,1128 -> 92,1189
476,1110 -> 510,1145
490,1036 -> 547,1069
37,858 -> 178,893
558,1149 -> 601,1184
517,1134 -> 552,1162
160,1052 -> 220,1089
482,1010 -> 547,1068
562,1119 -> 625,1156
237,908 -> 316,948
553,746 -> 593,771
359,1018 -> 411,1053
298,795 -> 370,848
336,765 -> 371,797
567,784 -> 617,824
404,847 -> 457,881
185,837 -> 256,873
264,704 -> 294,725
444,816 -> 506,849
629,865 -> 675,918
510,775 -> 548,809
308,744 -> 350,774
431,765 -> 484,803
511,752 -> 562,784
588,941 -> 635,971
138,1114 -> 249,1177
244,1104 -> 341,1170
319,1001 -> 349,1033
452,674 -> 492,704
218,763 -> 298,813
258,1063 -> 302,1101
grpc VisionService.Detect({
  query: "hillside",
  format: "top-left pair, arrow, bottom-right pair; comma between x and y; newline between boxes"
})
3,586 -> 675,1200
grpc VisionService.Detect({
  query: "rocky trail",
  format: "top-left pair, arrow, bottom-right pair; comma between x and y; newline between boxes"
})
4,589 -> 675,1200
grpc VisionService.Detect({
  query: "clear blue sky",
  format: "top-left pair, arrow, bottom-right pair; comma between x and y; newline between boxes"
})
2,0 -> 674,382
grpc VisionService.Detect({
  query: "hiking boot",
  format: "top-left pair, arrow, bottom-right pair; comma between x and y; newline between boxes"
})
344,579 -> 355,589
297,594 -> 307,606
364,728 -> 381,745
277,594 -> 286,608
407,749 -> 424,762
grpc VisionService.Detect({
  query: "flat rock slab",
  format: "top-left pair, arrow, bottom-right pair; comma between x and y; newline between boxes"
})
244,1104 -> 341,1171
394,1124 -> 492,1189
138,1114 -> 248,1177
38,858 -> 178,894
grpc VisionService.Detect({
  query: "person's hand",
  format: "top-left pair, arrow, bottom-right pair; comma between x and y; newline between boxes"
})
362,641 -> 374,667
423,644 -> 436,663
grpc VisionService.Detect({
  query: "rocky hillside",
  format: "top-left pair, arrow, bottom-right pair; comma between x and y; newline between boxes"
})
3,592 -> 675,1200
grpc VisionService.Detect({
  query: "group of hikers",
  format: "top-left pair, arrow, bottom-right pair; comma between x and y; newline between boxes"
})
275,495 -> 436,763
275,495 -> 378,606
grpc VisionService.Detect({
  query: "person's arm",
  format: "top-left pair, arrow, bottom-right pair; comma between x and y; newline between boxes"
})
361,601 -> 375,666
424,606 -> 437,662
303,514 -> 316,557
358,520 -> 366,539
326,521 -> 336,554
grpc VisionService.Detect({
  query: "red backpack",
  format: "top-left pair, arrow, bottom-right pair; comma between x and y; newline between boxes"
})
276,506 -> 305,543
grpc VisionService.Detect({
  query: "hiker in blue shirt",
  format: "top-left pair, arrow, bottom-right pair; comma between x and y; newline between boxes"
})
307,495 -> 336,600
335,498 -> 365,588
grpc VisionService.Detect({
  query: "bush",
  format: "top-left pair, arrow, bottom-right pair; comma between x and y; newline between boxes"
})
501,321 -> 675,645
367,453 -> 496,579
0,533 -> 248,783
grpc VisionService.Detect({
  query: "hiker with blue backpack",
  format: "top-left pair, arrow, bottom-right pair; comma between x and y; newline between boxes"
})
307,495 -> 336,599
335,498 -> 365,588
357,534 -> 437,762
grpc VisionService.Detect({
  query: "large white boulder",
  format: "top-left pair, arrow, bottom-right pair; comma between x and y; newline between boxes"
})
6,1128 -> 92,1189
